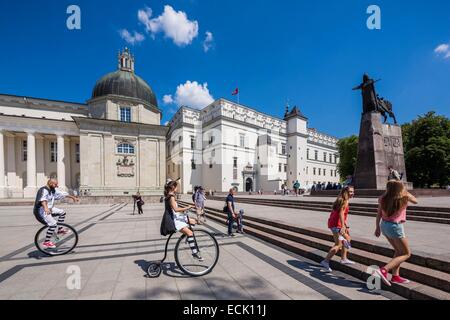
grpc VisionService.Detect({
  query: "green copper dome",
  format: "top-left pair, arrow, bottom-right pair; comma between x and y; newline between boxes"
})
91,48 -> 158,108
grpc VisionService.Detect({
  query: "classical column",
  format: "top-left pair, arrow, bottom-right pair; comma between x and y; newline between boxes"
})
6,134 -> 16,195
0,131 -> 6,198
24,132 -> 37,198
57,134 -> 67,190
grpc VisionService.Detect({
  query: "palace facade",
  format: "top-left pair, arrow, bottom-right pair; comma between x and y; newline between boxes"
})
166,99 -> 340,193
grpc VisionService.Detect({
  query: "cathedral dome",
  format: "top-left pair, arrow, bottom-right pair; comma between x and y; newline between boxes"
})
91,48 -> 158,108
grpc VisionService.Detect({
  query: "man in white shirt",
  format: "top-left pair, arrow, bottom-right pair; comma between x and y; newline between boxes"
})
33,179 -> 79,249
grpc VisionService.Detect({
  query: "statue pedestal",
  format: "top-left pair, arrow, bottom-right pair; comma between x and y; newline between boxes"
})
354,112 -> 409,190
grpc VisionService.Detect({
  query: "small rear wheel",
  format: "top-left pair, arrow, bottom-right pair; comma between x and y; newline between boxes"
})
147,262 -> 162,278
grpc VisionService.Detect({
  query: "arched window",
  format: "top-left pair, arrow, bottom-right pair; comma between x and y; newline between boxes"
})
117,143 -> 135,154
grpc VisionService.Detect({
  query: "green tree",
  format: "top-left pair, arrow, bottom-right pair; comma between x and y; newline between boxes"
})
402,112 -> 450,188
337,135 -> 358,180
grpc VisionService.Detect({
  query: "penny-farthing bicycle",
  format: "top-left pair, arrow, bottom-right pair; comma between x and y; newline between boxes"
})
147,209 -> 219,277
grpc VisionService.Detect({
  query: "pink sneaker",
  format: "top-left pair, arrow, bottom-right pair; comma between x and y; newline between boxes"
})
374,267 -> 391,286
57,228 -> 69,235
43,241 -> 56,249
391,275 -> 410,284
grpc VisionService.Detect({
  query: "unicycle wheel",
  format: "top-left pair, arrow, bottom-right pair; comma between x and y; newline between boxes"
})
147,262 -> 162,278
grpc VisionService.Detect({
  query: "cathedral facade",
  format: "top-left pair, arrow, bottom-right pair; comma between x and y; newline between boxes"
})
0,49 -> 167,199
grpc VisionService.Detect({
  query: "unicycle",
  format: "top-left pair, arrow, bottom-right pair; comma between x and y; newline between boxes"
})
147,210 -> 219,278
34,223 -> 79,256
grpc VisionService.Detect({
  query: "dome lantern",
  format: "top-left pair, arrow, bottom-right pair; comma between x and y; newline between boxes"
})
118,47 -> 135,73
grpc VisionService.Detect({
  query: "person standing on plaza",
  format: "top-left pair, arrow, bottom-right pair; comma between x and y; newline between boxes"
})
133,192 -> 144,215
320,185 -> 356,272
374,180 -> 418,285
224,188 -> 239,237
293,180 -> 300,196
194,186 -> 207,224
387,166 -> 402,181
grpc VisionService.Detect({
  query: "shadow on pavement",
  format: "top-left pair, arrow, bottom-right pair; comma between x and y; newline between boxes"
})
287,259 -> 381,296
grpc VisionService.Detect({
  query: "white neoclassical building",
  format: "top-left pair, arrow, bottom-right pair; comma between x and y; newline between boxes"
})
0,49 -> 167,199
166,99 -> 340,193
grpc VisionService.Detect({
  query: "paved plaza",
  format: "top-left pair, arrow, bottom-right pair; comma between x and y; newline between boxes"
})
0,202 -> 403,300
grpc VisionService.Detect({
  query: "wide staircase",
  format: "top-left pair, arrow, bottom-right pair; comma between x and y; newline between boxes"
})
208,196 -> 450,225
180,200 -> 450,300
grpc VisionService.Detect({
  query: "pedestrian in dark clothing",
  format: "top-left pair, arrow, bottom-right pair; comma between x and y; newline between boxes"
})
133,192 -> 144,215
224,188 -> 239,237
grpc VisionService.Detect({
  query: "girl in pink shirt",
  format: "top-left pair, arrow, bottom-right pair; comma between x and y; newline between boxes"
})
320,186 -> 355,272
374,180 -> 418,286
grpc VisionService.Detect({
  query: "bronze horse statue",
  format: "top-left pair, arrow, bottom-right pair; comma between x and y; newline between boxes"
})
353,74 -> 398,125
376,95 -> 397,124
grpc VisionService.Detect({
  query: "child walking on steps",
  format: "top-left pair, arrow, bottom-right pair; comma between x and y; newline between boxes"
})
320,185 -> 356,272
374,180 -> 417,286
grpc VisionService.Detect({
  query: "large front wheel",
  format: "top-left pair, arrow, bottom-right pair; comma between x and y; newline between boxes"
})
34,223 -> 78,256
174,230 -> 219,277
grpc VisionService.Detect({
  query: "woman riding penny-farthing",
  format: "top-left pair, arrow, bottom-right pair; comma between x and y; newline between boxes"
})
147,180 -> 219,277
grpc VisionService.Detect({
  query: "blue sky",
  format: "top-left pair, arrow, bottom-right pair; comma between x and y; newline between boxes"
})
0,0 -> 449,138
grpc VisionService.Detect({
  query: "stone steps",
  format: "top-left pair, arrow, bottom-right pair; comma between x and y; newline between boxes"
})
208,197 -> 450,224
180,200 -> 450,300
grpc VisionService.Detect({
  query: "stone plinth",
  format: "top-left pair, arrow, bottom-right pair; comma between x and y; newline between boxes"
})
354,112 -> 408,190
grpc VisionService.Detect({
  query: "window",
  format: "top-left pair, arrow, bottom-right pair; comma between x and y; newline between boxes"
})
120,107 -> 131,123
212,149 -> 215,157
284,164 -> 287,172
323,169 -> 326,176
281,144 -> 286,155
75,143 -> 80,163
22,140 -> 27,162
313,168 -> 316,175
190,136 -> 195,150
323,152 -> 327,162
319,168 -> 322,176
239,134 -> 245,148
306,167 -> 309,174
117,143 -> 135,154
307,149 -> 310,159
314,150 -> 318,160
178,136 -> 182,143
233,157 -> 238,168
278,163 -> 282,173
168,164 -> 170,173
209,135 -> 214,145
334,155 -> 337,164
191,159 -> 196,170
329,153 -> 332,163
209,162 -> 213,169
233,157 -> 238,180
50,142 -> 58,162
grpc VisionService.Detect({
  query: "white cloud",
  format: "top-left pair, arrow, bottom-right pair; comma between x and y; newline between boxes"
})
138,7 -> 153,30
165,81 -> 214,109
138,5 -> 199,46
163,94 -> 174,104
119,29 -> 145,45
203,31 -> 214,52
435,43 -> 450,59
435,44 -> 449,53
